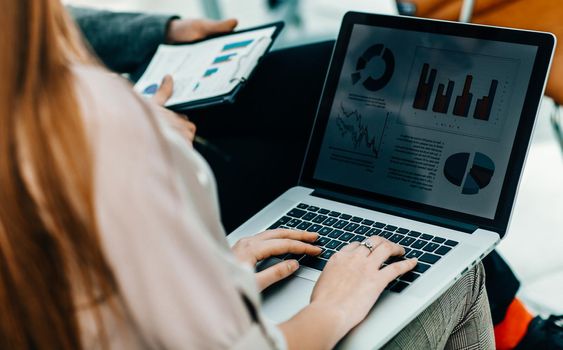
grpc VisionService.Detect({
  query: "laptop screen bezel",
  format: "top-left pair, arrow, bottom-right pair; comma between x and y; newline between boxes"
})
299,12 -> 555,237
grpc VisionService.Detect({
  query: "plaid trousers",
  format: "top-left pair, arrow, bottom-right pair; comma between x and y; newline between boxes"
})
382,263 -> 495,349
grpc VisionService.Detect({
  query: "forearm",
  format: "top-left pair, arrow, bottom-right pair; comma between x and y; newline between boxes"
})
67,6 -> 177,74
279,303 -> 350,350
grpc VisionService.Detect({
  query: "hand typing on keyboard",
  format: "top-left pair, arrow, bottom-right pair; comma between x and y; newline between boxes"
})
309,237 -> 417,341
231,229 -> 322,291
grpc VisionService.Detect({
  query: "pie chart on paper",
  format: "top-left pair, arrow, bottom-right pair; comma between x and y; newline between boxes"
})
444,152 -> 495,195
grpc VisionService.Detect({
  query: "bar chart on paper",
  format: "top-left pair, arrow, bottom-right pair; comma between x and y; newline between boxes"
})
399,46 -> 519,141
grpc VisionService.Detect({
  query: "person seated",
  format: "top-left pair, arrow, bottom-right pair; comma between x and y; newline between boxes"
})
0,1 -> 494,349
69,5 -> 562,350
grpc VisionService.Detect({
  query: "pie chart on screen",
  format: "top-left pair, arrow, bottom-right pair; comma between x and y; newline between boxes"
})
444,152 -> 495,195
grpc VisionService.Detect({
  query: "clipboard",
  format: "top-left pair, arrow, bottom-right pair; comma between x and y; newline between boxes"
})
134,22 -> 284,111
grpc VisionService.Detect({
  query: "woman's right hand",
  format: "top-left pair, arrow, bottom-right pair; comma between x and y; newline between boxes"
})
311,237 -> 417,336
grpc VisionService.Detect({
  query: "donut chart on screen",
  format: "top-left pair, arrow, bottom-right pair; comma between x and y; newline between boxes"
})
351,44 -> 395,92
444,152 -> 495,195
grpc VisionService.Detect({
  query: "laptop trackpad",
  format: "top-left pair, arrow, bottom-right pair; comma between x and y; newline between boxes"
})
261,275 -> 315,323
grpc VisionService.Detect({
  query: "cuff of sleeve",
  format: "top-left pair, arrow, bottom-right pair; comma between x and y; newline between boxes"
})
232,323 -> 286,350
139,14 -> 180,49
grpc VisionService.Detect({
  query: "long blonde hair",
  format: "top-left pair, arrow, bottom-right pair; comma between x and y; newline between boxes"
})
0,1 -> 117,348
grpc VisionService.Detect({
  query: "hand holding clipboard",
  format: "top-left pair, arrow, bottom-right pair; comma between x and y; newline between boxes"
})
135,22 -> 284,111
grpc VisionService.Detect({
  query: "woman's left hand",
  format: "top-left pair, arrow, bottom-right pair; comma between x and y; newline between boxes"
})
232,229 -> 322,291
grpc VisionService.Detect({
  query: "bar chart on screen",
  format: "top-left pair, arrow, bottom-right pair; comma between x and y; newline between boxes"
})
399,46 -> 519,141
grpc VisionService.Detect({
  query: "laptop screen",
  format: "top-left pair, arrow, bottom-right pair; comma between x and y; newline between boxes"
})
311,23 -> 540,220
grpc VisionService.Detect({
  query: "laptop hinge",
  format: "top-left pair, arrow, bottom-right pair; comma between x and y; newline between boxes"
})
311,189 -> 478,233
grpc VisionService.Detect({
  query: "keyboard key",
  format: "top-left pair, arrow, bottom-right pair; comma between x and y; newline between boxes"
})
326,240 -> 341,250
435,246 -> 452,256
318,227 -> 333,236
307,224 -> 322,232
286,219 -> 302,227
386,256 -> 405,264
404,247 -> 412,255
328,229 -> 344,239
323,217 -> 338,226
321,250 -> 335,260
406,250 -> 424,259
350,235 -> 364,243
390,234 -> 404,243
296,222 -> 312,230
333,220 -> 348,229
301,257 -> 327,271
397,228 -> 409,234
400,272 -> 421,283
367,228 -> 382,237
312,215 -> 328,224
286,253 -> 305,261
419,253 -> 441,264
351,216 -> 363,223
385,225 -> 398,231
362,219 -> 375,226
336,243 -> 347,251
287,208 -> 306,218
411,240 -> 427,250
432,237 -> 446,244
373,222 -> 386,228
343,223 -> 360,232
269,222 -> 283,229
390,281 -> 410,293
307,206 -> 320,212
420,233 -> 433,240
315,237 -> 331,246
354,225 -> 371,235
413,262 -> 431,274
422,243 -> 440,253
339,214 -> 352,220
297,203 -> 309,209
302,212 -> 317,221
328,211 -> 341,217
269,216 -> 291,229
381,231 -> 393,239
399,237 -> 416,247
340,232 -> 354,241
408,231 -> 421,237
319,208 -> 330,215
444,240 -> 459,247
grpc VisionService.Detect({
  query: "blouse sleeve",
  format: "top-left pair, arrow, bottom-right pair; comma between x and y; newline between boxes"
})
74,66 -> 284,349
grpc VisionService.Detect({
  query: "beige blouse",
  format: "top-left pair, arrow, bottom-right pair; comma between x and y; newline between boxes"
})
73,65 -> 286,349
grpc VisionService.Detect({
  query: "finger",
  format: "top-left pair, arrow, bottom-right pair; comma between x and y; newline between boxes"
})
368,240 -> 405,267
152,75 -> 174,106
256,259 -> 299,291
379,258 -> 418,283
255,239 -> 322,261
186,121 -> 197,141
202,18 -> 238,37
259,229 -> 319,243
355,236 -> 386,256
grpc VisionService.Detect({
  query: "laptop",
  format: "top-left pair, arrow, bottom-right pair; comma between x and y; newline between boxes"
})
228,12 -> 555,349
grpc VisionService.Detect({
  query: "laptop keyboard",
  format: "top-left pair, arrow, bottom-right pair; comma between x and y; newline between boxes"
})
268,203 -> 459,293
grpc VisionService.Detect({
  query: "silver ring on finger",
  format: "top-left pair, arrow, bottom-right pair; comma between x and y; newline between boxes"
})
360,239 -> 375,254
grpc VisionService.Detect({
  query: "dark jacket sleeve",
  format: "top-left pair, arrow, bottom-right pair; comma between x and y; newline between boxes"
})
68,6 -> 178,74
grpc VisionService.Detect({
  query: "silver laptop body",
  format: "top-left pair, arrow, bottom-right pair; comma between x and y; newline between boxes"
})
228,12 -> 555,349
